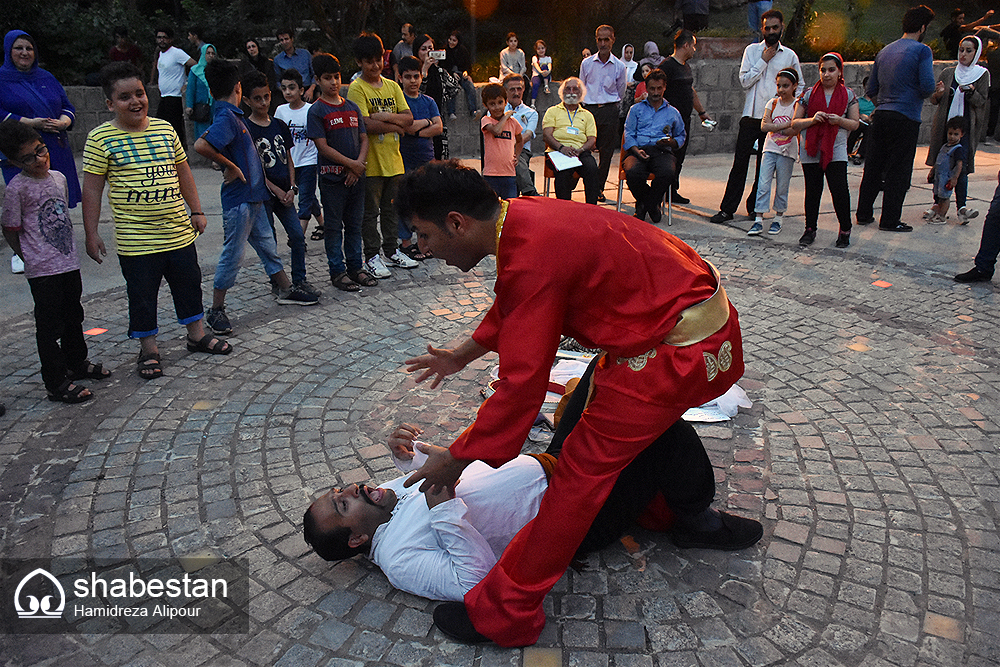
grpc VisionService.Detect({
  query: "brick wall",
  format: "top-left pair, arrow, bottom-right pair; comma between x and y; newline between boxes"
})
63,60 -> 957,159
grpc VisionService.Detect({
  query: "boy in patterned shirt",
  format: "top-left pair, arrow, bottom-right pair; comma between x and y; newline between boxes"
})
82,62 -> 231,381
1,120 -> 110,403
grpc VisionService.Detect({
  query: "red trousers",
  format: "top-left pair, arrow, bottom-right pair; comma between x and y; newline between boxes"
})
464,309 -> 744,646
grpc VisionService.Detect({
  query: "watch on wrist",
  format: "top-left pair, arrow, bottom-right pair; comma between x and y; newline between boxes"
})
291,186 -> 298,194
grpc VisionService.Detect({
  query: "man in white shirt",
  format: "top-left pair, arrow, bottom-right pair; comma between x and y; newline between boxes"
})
579,25 -> 628,203
150,25 -> 196,147
503,74 -> 540,197
303,359 -> 762,603
709,10 -> 803,224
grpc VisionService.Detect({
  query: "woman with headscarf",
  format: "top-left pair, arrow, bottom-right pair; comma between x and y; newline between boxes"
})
791,52 -> 860,248
926,34 -> 990,224
186,42 -> 216,139
642,41 -> 665,68
0,30 -> 80,208
619,43 -> 639,132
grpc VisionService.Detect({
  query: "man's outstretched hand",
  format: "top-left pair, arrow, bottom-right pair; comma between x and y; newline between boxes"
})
405,345 -> 465,388
404,442 -> 470,494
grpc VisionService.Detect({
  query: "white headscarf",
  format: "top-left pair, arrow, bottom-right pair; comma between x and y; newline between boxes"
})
949,35 -> 988,120
621,43 -> 638,81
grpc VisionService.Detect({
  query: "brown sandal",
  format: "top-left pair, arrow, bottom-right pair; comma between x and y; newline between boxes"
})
348,269 -> 378,287
332,272 -> 361,292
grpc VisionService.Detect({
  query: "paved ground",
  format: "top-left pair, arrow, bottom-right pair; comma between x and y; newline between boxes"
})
1,144 -> 998,667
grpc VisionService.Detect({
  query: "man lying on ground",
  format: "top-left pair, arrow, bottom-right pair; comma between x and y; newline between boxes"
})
303,358 -> 763,601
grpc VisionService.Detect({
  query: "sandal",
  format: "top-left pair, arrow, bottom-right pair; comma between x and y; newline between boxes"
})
311,227 -> 325,241
137,351 -> 163,380
68,361 -> 112,381
399,244 -> 427,261
331,271 -> 361,292
47,379 -> 93,404
186,334 -> 233,355
348,268 -> 378,287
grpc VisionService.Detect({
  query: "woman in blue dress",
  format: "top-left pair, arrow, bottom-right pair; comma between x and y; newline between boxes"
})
0,30 -> 80,207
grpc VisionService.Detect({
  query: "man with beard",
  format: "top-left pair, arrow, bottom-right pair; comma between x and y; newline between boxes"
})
855,5 -> 936,233
709,10 -> 802,224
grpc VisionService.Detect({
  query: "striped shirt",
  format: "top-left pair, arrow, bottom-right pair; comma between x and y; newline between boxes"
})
82,118 -> 197,256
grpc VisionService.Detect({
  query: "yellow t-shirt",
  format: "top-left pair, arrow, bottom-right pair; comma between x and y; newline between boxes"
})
82,118 -> 197,256
541,103 -> 596,151
347,76 -> 410,177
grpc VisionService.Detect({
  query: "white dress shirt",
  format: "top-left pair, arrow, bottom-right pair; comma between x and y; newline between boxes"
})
580,53 -> 628,105
369,456 -> 548,601
738,41 -> 804,118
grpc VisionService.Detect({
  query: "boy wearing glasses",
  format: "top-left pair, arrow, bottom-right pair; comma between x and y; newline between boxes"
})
1,120 -> 110,403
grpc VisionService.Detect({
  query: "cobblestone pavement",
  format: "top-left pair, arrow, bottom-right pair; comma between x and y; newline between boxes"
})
1,148 -> 998,667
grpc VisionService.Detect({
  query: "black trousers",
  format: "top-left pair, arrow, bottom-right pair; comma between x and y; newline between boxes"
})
546,355 -> 716,554
856,110 -> 920,226
720,116 -> 765,216
551,151 -> 601,205
674,117 -> 691,191
586,103 -> 621,194
625,147 -> 677,212
156,95 -> 187,148
28,270 -> 88,393
802,161 -> 852,233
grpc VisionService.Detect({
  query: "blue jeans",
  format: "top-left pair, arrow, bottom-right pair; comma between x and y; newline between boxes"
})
448,75 -> 480,116
295,165 -> 321,221
973,176 -> 1000,276
214,202 -> 284,291
754,151 -> 794,214
484,175 -> 518,200
266,199 -> 306,284
748,1 -> 773,38
320,178 -> 365,276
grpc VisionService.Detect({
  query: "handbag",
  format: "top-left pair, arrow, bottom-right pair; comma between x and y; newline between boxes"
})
192,102 -> 211,123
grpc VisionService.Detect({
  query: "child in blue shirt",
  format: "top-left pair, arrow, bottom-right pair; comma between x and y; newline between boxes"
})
397,56 -> 442,260
242,70 -> 320,298
925,116 -> 966,225
195,59 -> 318,334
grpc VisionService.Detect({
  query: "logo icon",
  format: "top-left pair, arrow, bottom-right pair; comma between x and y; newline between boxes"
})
14,568 -> 65,619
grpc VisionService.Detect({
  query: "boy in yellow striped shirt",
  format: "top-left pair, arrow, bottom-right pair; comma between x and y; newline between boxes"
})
82,62 -> 232,381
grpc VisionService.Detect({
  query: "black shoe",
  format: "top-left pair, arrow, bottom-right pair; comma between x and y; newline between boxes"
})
954,267 -> 993,283
709,211 -> 733,224
670,511 -> 764,551
856,217 -> 875,226
799,228 -> 816,246
634,201 -> 647,221
433,602 -> 491,644
671,191 -> 690,205
648,201 -> 662,224
597,192 -> 607,203
835,231 -> 850,248
879,222 -> 913,232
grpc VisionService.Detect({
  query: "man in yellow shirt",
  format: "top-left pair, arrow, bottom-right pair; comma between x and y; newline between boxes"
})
347,33 -> 414,279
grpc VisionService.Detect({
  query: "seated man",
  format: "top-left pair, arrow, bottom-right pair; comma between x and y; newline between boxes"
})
303,357 -> 762,602
623,68 -> 686,224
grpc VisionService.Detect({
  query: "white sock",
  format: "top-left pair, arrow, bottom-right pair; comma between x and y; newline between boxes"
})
774,214 -> 783,223
755,216 -> 763,224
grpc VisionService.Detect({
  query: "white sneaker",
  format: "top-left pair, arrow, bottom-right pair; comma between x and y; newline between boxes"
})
386,249 -> 418,269
366,254 -> 391,278
922,209 -> 936,220
926,213 -> 947,225
958,207 -> 979,225
11,254 -> 24,274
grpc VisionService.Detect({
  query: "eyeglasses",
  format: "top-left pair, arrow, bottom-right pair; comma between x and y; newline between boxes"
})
16,144 -> 48,165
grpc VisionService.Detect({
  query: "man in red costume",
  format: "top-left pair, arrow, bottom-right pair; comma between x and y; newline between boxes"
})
398,161 -> 763,647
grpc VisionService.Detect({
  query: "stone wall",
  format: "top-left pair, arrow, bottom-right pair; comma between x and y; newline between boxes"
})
63,60 -> 958,159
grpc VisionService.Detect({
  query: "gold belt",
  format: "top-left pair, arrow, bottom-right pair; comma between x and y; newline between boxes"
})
662,261 -> 731,347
